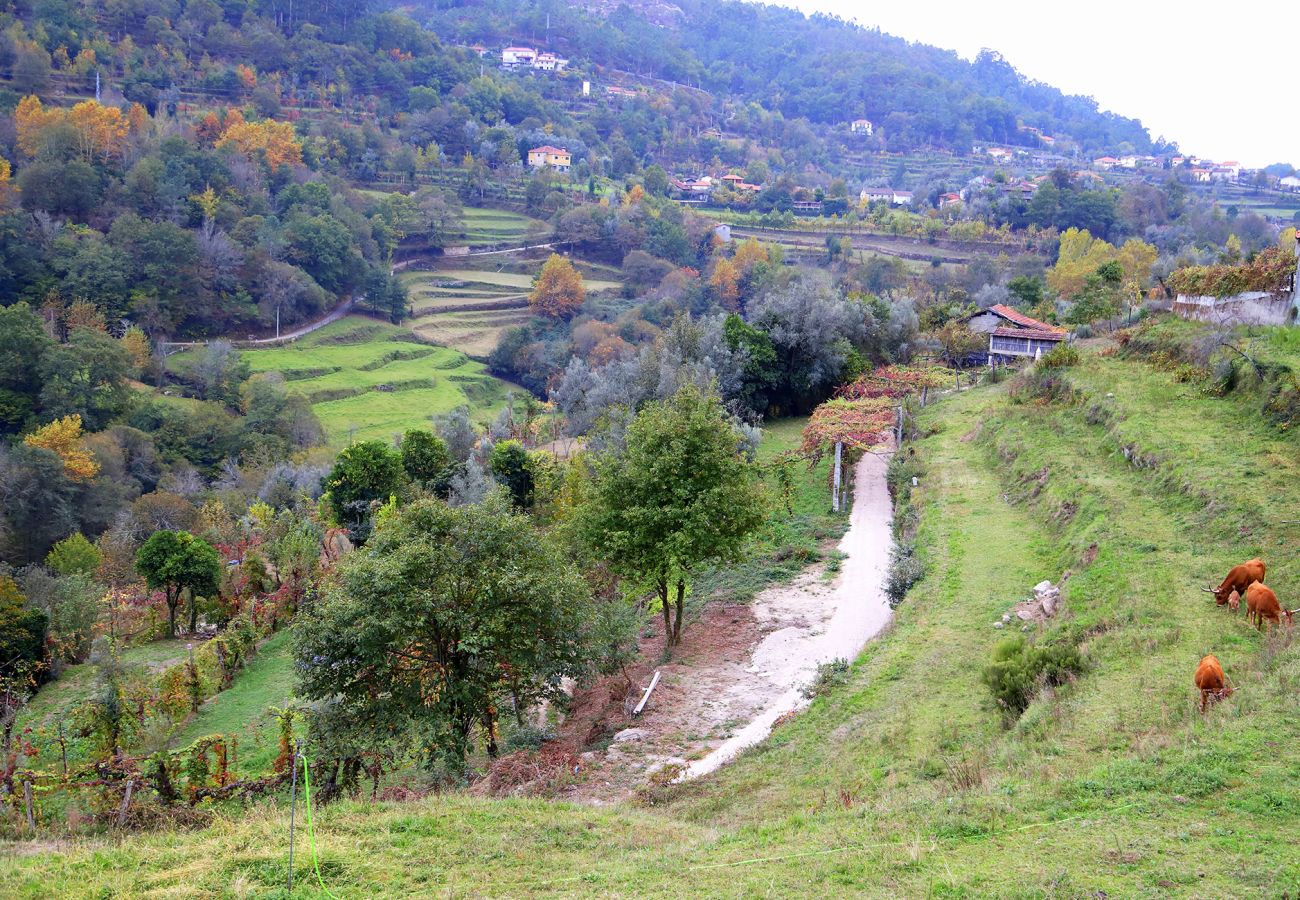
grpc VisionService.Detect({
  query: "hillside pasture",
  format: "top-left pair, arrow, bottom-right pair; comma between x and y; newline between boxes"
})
30,339 -> 1300,895
169,317 -> 516,446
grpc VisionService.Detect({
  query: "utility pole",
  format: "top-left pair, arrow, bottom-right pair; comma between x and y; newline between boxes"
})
831,441 -> 843,512
95,70 -> 101,103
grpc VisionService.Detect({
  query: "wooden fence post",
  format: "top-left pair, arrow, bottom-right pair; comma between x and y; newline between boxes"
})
117,780 -> 135,827
23,780 -> 34,830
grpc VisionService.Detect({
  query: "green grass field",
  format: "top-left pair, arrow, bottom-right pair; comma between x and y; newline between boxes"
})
170,630 -> 298,778
8,336 -> 1300,896
170,317 -> 516,446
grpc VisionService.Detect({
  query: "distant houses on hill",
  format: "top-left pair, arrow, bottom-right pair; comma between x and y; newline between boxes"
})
501,46 -> 569,72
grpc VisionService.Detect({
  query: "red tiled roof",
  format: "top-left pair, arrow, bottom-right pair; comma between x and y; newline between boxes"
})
992,326 -> 1067,342
988,304 -> 1066,333
529,145 -> 568,155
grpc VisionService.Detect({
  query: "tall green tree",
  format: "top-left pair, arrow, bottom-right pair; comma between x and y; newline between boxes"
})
323,440 -> 405,538
581,384 -> 767,648
488,439 -> 534,508
295,495 -> 593,771
399,428 -> 452,485
134,530 -> 221,638
38,326 -> 133,431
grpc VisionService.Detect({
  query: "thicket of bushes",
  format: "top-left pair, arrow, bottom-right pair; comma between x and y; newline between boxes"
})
981,634 -> 1085,723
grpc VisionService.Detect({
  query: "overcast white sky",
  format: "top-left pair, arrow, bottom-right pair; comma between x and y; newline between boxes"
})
785,0 -> 1296,168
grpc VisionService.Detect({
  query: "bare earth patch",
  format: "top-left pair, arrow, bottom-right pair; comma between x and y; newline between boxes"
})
557,451 -> 895,802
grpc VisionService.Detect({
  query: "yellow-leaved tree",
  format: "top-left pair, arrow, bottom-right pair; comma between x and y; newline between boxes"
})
529,254 -> 586,319
0,156 -> 15,209
1115,238 -> 1158,297
216,118 -> 303,171
1047,228 -> 1117,298
708,256 -> 741,310
24,415 -> 100,482
121,326 -> 151,376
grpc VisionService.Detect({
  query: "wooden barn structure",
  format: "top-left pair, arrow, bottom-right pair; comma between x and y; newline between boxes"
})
964,304 -> 1070,364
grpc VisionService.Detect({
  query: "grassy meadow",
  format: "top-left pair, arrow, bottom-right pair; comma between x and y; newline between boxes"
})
9,337 -> 1300,896
170,317 -> 516,447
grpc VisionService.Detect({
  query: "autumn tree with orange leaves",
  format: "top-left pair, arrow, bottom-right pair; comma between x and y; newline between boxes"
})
15,97 -> 136,163
216,117 -> 303,171
528,254 -> 586,319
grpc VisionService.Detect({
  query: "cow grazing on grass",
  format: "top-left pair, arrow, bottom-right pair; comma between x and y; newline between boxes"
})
1203,558 -> 1266,607
1244,581 -> 1295,631
1194,654 -> 1232,712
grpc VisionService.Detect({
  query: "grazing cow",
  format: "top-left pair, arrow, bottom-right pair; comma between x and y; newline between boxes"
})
1203,558 -> 1266,607
1244,581 -> 1295,631
1194,654 -> 1232,712
1227,589 -> 1240,614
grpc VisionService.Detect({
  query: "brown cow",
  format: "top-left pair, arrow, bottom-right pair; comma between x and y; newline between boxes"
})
1244,581 -> 1295,632
1227,589 -> 1240,614
1203,558 -> 1266,607
1194,654 -> 1232,712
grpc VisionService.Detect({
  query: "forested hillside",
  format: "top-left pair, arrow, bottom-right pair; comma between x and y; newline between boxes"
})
422,0 -> 1159,154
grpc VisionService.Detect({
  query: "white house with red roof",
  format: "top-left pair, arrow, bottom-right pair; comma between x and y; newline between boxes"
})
965,304 -> 1070,363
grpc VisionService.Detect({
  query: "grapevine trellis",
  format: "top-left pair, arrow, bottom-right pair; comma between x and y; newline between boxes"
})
800,366 -> 955,461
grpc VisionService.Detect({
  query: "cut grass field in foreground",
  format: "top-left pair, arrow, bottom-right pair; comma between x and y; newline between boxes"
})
7,347 -> 1300,896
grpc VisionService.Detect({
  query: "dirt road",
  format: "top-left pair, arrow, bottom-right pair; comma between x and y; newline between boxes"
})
559,449 -> 894,802
684,449 -> 895,778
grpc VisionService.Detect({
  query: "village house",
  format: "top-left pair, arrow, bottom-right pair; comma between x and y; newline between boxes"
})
527,145 -> 572,172
606,85 -> 637,99
1190,167 -> 1212,183
1093,156 -> 1119,170
1280,175 -> 1300,192
501,46 -> 537,68
533,52 -> 569,71
987,147 -> 1013,161
965,304 -> 1070,364
850,118 -> 874,136
860,186 -> 894,204
939,192 -> 962,209
670,176 -> 714,202
891,189 -> 913,206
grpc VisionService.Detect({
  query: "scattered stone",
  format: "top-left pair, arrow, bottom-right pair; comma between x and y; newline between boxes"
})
1016,609 -> 1036,622
612,728 -> 649,743
1001,613 -> 1012,623
993,621 -> 1005,629
1034,579 -> 1062,617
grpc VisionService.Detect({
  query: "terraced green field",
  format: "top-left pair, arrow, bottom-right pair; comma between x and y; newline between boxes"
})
458,206 -> 549,247
399,259 -> 624,359
170,317 -> 515,446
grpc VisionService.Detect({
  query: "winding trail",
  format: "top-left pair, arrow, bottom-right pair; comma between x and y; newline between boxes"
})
683,449 -> 895,779
561,449 -> 895,802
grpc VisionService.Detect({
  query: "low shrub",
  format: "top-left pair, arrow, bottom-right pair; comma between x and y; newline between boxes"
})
981,635 -> 1085,723
1008,369 -> 1078,405
885,542 -> 924,607
1037,343 -> 1080,369
801,657 -> 850,699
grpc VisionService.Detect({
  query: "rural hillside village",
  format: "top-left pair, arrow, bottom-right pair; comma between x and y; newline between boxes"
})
0,0 -> 1298,895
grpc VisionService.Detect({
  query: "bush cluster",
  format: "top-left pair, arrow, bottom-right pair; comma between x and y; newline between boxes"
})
1008,369 -> 1078,405
981,635 -> 1085,722
801,657 -> 851,699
